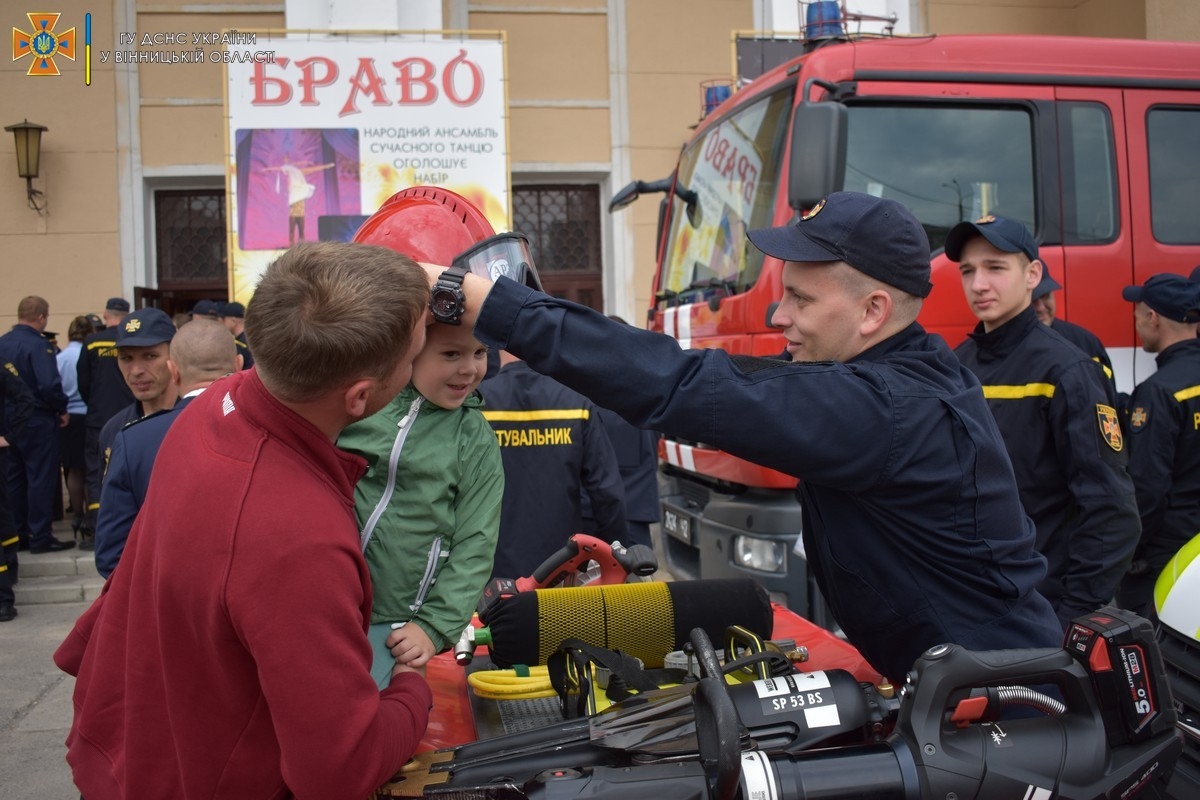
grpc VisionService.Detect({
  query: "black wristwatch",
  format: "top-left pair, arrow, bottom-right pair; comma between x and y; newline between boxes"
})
430,266 -> 468,325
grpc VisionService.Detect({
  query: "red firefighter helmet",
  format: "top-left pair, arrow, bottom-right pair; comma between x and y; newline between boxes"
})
352,186 -> 495,264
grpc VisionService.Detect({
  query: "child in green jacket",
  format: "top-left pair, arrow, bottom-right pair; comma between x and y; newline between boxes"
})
339,324 -> 503,686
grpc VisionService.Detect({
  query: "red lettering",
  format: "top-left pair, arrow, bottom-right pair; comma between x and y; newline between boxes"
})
740,160 -> 759,205
250,56 -> 291,105
295,57 -> 338,106
442,50 -> 484,107
393,57 -> 437,105
340,58 -> 391,117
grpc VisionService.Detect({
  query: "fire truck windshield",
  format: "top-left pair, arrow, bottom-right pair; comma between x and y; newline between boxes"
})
843,104 -> 1036,254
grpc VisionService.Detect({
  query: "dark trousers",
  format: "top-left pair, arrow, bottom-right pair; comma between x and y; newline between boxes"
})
83,423 -> 103,533
0,447 -> 18,603
7,413 -> 61,549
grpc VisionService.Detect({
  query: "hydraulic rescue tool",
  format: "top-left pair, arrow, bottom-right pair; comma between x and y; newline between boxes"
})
379,606 -> 1181,799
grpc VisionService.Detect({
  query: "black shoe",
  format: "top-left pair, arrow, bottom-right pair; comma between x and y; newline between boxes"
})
78,537 -> 95,552
29,538 -> 76,554
16,539 -> 29,552
0,603 -> 16,622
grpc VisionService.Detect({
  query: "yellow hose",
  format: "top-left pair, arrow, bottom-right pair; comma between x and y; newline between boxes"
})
467,666 -> 557,700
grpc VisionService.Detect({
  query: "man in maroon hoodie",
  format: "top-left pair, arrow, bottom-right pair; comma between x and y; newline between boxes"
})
56,242 -> 433,799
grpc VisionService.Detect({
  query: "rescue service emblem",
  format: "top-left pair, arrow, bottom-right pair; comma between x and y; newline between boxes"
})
124,318 -> 141,333
1097,404 -> 1123,451
976,215 -> 996,224
801,198 -> 826,220
1129,406 -> 1148,431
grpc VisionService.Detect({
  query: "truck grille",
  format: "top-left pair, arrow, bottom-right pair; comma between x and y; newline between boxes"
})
1157,622 -> 1200,796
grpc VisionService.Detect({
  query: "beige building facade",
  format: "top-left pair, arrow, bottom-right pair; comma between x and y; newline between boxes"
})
3,0 -> 1198,335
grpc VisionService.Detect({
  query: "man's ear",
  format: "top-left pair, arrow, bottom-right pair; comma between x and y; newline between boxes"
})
343,378 -> 375,420
167,359 -> 182,387
860,289 -> 893,337
1027,259 -> 1044,291
235,354 -> 244,372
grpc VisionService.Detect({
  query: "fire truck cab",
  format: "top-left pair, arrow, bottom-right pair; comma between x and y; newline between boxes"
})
620,29 -> 1200,623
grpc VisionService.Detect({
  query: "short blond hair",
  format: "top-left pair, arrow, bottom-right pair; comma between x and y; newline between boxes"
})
245,242 -> 429,403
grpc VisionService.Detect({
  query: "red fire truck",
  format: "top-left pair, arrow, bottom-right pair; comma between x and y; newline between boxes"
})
612,27 -> 1200,627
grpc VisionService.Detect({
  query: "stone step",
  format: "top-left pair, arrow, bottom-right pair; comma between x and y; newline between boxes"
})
11,541 -> 104,606
14,573 -> 104,605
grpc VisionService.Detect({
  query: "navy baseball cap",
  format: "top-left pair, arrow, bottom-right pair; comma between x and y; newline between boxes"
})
191,299 -> 219,318
218,301 -> 245,319
116,307 -> 176,347
106,297 -> 130,313
747,192 -> 933,297
944,215 -> 1038,263
1122,274 -> 1200,323
1032,264 -> 1063,301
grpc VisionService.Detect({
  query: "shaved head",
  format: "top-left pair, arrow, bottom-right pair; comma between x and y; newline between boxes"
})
168,319 -> 238,388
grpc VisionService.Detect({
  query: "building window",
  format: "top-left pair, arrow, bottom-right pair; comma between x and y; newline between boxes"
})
154,190 -> 227,286
513,185 -> 603,311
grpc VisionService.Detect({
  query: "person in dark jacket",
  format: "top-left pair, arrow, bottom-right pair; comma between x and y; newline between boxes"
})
580,318 -> 660,549
217,301 -> 255,370
1115,274 -> 1200,617
77,297 -> 132,540
94,320 -> 238,578
480,351 -> 626,580
0,361 -> 37,619
1031,266 -> 1115,386
422,192 -> 1064,684
949,216 -> 1140,628
96,309 -> 179,470
0,296 -> 73,553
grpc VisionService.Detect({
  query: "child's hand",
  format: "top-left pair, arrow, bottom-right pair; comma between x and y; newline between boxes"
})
386,622 -> 436,669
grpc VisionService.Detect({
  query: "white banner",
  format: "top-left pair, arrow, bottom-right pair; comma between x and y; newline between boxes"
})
225,33 -> 508,302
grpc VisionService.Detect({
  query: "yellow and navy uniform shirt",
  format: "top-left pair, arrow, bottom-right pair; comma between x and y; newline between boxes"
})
479,360 -> 626,582
954,305 -> 1140,627
1125,336 -> 1200,569
79,324 -> 135,426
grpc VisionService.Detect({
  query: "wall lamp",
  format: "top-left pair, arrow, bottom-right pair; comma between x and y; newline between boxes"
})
5,119 -> 48,213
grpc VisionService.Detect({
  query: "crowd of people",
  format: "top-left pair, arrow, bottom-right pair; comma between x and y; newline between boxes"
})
0,297 -> 254,621
0,188 -> 1195,798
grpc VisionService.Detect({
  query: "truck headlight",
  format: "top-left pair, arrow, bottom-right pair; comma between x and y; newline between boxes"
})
733,535 -> 786,574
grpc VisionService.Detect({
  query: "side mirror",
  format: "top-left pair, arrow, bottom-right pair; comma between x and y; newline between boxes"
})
788,101 -> 847,211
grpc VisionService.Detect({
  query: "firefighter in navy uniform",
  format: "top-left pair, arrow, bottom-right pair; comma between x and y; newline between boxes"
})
0,360 -> 36,619
480,351 -> 627,580
418,191 -> 1065,684
1115,273 -> 1200,618
217,301 -> 255,370
948,216 -> 1140,629
0,296 -> 72,553
77,297 -> 133,542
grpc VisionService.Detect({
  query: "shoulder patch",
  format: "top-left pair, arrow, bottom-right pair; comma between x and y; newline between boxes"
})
4,361 -> 18,378
1097,404 -> 1123,451
1129,406 -> 1148,431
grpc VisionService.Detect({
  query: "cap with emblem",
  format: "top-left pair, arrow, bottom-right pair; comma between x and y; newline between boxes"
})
944,215 -> 1038,263
218,301 -> 245,319
1032,264 -> 1063,301
1122,273 -> 1200,324
106,297 -> 131,313
116,307 -> 176,347
747,192 -> 933,297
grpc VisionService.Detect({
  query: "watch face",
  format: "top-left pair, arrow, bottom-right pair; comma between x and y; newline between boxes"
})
431,288 -> 463,323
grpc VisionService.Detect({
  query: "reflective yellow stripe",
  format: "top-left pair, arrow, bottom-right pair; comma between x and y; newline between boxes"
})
1094,358 -> 1113,380
87,502 -> 100,511
1,535 -> 17,547
482,409 -> 590,422
0,564 -> 6,573
1173,385 -> 1200,402
981,383 -> 1056,399
86,340 -> 117,351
